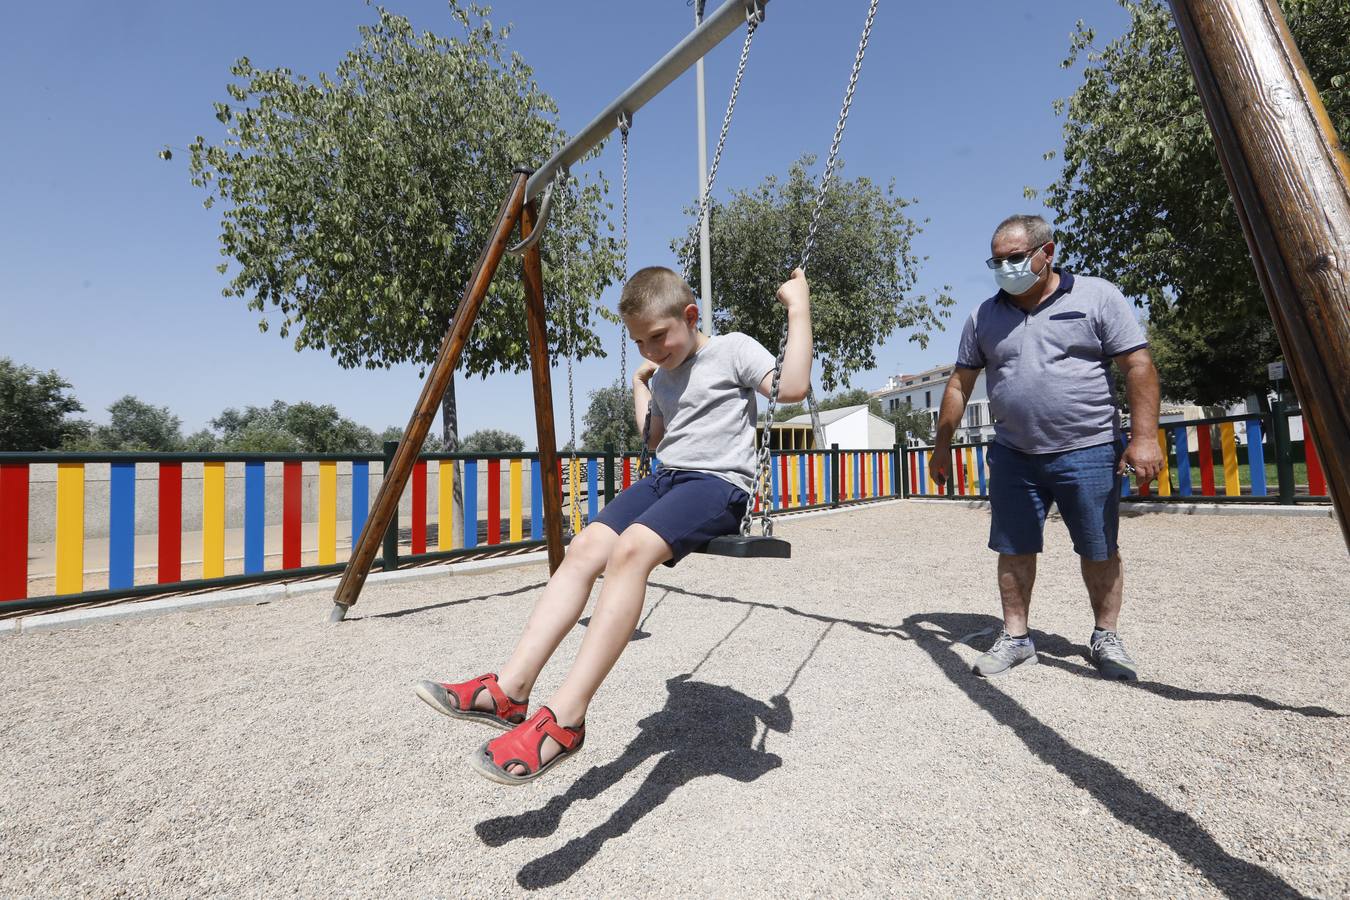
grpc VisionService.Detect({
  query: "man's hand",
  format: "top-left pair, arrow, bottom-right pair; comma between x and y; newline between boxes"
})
1119,435 -> 1164,484
634,360 -> 658,386
928,441 -> 951,487
776,268 -> 809,311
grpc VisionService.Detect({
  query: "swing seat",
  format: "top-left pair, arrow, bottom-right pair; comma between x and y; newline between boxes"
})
699,534 -> 792,559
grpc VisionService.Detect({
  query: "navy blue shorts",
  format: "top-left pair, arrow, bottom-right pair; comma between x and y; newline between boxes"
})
987,441 -> 1122,561
594,469 -> 749,567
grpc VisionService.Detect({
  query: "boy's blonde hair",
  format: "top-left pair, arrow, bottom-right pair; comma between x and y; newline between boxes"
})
619,266 -> 696,320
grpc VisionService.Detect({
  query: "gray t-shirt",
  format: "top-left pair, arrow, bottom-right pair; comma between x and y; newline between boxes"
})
648,332 -> 777,494
955,270 -> 1147,454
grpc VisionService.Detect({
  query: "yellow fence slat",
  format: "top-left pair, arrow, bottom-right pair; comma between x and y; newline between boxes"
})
1219,422 -> 1241,496
438,461 -> 456,551
965,448 -> 976,495
55,463 -> 84,595
318,461 -> 337,565
202,462 -> 226,578
1156,430 -> 1172,497
510,459 -> 523,542
569,458 -> 583,533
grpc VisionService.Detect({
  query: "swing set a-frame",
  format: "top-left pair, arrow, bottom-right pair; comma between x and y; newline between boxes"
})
327,0 -> 1350,623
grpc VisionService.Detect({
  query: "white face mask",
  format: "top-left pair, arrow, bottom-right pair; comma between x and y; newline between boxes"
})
992,246 -> 1046,295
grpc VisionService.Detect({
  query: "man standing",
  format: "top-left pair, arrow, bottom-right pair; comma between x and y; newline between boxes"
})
931,214 -> 1162,680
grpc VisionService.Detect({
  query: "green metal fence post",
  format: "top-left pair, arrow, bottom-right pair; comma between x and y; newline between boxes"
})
830,443 -> 841,508
603,443 -> 616,503
1273,402 -> 1296,505
892,443 -> 902,497
381,440 -> 400,570
900,441 -> 911,498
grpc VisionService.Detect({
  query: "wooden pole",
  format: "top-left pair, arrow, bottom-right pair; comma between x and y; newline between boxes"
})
520,192 -> 567,573
1168,0 -> 1350,546
328,171 -> 528,621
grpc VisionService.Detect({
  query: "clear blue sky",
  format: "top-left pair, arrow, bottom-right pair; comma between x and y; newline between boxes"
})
0,0 -> 1132,445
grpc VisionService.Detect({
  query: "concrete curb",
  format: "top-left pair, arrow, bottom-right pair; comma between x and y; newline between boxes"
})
7,550 -> 551,637
903,497 -> 1334,519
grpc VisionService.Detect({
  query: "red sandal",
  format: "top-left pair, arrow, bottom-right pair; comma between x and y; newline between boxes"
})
413,673 -> 528,730
469,707 -> 585,785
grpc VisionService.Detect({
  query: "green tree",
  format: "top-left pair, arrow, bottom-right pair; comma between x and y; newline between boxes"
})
1040,0 -> 1348,402
85,396 -> 185,451
182,4 -> 622,451
579,380 -> 639,451
883,405 -> 933,444
213,401 -> 378,452
379,425 -> 445,453
460,428 -> 525,453
676,156 -> 954,392
0,358 -> 86,451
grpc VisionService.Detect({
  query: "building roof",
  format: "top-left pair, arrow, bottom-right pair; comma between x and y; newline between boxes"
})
782,404 -> 870,426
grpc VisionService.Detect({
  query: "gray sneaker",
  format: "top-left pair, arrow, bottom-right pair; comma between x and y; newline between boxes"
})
1088,630 -> 1139,681
972,630 -> 1038,678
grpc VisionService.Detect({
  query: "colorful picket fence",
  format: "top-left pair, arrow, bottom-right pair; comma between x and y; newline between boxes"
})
0,446 -> 901,611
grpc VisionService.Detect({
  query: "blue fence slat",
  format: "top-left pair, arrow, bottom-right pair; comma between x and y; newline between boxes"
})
531,461 -> 543,541
108,461 -> 135,589
1246,419 -> 1267,497
872,453 -> 880,499
463,460 -> 478,549
1119,435 -> 1131,498
918,453 -> 927,496
350,461 -> 368,558
588,457 -> 598,521
244,461 -> 265,574
976,445 -> 987,495
771,456 -> 781,509
1173,427 -> 1192,496
798,453 -> 808,506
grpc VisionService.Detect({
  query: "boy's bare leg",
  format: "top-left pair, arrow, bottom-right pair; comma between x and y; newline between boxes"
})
505,524 -> 671,774
480,523 -> 619,707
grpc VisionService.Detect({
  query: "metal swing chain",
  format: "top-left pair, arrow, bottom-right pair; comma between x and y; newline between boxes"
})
639,5 -> 763,482
745,0 -> 879,539
619,120 -> 630,392
555,177 -> 581,535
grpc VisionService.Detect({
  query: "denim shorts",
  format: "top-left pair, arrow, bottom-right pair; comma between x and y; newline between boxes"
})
594,468 -> 749,566
987,440 -> 1122,560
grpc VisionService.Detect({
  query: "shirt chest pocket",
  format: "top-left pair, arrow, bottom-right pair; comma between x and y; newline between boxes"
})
1047,314 -> 1101,356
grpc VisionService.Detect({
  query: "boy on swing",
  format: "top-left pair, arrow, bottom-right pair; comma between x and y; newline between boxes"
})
415,265 -> 813,784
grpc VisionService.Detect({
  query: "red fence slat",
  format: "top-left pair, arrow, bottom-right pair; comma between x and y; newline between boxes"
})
0,464 -> 29,601
486,459 -> 501,546
283,461 -> 302,569
157,462 -> 182,584
1196,425 -> 1215,497
412,460 -> 427,554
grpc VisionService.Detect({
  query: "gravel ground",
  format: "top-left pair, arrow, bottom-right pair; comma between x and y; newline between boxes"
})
1,501 -> 1346,898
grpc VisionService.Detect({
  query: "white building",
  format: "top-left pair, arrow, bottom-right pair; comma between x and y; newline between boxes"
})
872,364 -> 994,446
778,404 -> 896,450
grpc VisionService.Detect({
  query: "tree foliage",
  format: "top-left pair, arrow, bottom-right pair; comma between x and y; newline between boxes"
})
459,428 -> 525,453
579,380 -> 640,452
183,5 -> 623,422
676,156 -> 954,392
0,358 -> 86,451
1041,0 -> 1348,403
67,396 -> 186,451
212,400 -> 379,452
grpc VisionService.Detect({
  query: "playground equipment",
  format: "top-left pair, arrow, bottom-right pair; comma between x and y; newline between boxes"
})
327,0 -> 1350,622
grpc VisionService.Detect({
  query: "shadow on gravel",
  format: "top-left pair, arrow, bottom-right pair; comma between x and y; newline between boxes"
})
909,611 -> 1308,900
1027,630 -> 1346,719
478,602 -> 836,890
477,674 -> 791,890
360,581 -> 548,620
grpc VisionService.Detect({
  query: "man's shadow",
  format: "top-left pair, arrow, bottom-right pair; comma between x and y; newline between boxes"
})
476,673 -> 790,890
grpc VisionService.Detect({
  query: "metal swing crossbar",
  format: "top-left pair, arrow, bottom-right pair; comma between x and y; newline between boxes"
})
327,0 -> 873,620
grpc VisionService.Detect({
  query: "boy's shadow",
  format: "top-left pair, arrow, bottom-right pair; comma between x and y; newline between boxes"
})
476,673 -> 790,890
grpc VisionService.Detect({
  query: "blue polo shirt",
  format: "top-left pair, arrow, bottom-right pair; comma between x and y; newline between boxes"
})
955,270 -> 1147,454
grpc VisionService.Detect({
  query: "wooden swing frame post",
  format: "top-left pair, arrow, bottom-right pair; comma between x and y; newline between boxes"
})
329,169 -> 568,620
1168,0 -> 1350,546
